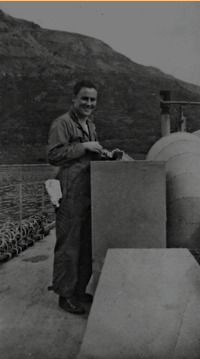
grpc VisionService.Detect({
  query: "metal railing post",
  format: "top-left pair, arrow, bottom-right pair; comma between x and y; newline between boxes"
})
179,106 -> 186,132
19,184 -> 22,239
160,91 -> 171,137
160,96 -> 200,135
41,183 -> 45,213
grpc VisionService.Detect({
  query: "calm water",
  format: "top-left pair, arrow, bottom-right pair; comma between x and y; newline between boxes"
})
0,165 -> 56,226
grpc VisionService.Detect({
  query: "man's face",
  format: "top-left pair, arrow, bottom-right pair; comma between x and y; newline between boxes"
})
73,87 -> 97,118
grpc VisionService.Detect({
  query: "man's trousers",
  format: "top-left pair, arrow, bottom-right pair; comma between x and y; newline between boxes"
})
52,203 -> 92,298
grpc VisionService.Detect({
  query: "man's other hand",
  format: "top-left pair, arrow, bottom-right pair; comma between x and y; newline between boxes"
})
82,141 -> 103,153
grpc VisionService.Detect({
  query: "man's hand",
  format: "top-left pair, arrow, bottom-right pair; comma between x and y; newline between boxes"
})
82,141 -> 103,153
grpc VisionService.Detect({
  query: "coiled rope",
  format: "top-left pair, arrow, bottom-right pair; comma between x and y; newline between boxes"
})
0,213 -> 50,262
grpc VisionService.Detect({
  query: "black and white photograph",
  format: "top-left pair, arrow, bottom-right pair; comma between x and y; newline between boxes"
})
0,1 -> 200,358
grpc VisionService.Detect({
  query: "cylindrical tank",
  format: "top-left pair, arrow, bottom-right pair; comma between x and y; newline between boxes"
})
193,130 -> 200,139
146,132 -> 200,248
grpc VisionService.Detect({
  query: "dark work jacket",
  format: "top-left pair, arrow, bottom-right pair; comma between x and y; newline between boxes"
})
47,106 -> 101,219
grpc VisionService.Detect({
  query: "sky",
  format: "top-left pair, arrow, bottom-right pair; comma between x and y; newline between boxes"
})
1,1 -> 200,86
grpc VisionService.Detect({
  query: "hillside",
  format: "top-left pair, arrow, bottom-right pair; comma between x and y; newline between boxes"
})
1,9 -> 200,164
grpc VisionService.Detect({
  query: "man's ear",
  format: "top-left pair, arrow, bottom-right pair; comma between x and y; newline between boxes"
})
72,94 -> 76,103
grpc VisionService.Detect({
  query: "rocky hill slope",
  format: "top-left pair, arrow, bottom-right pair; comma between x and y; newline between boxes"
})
1,9 -> 200,164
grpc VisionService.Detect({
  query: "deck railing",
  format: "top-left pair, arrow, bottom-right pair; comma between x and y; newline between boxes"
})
0,181 -> 55,228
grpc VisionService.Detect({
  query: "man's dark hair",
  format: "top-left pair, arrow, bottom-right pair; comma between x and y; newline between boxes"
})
73,80 -> 97,96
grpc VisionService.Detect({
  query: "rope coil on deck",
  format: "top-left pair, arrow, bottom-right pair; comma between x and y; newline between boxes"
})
0,213 -> 50,262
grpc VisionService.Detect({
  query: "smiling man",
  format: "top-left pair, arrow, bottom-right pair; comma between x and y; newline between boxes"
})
47,80 -> 106,314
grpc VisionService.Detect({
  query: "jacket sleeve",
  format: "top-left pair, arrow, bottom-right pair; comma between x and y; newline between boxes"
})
47,119 -> 86,166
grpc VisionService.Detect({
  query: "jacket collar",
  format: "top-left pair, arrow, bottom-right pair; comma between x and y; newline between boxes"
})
69,106 -> 93,124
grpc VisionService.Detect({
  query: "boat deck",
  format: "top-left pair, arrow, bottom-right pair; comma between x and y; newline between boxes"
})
1,228 -> 200,359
